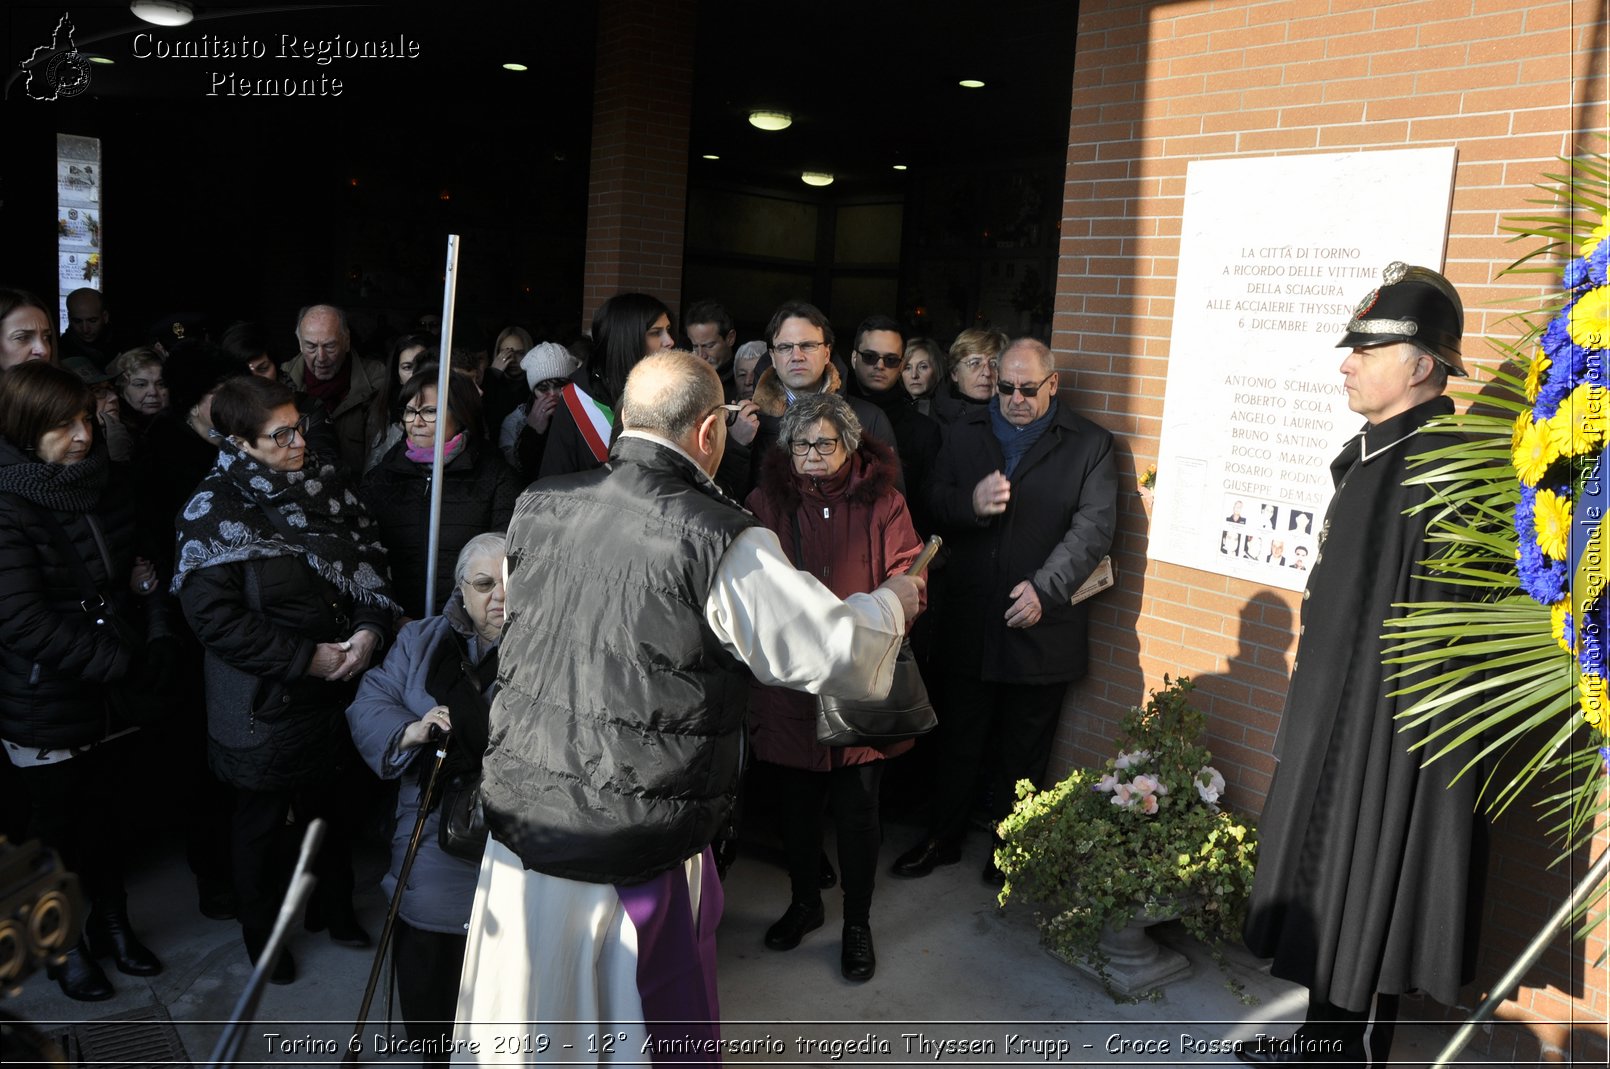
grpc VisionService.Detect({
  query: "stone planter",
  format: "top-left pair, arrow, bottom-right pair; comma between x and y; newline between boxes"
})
1050,905 -> 1192,998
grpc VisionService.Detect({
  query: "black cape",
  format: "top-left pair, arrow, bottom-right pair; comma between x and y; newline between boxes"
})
1243,395 -> 1482,1011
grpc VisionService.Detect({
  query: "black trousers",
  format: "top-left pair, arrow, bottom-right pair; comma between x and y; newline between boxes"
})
770,761 -> 884,925
230,778 -> 355,940
393,918 -> 467,1065
18,734 -> 136,909
927,674 -> 1068,843
1300,995 -> 1399,1067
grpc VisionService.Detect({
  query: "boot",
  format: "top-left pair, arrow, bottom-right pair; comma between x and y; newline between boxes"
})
243,927 -> 296,986
304,896 -> 372,948
48,941 -> 114,1001
85,908 -> 163,976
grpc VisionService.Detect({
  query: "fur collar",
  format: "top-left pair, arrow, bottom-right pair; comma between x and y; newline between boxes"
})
751,362 -> 844,419
756,434 -> 900,513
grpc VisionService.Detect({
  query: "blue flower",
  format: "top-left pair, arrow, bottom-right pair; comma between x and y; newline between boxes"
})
1591,241 -> 1610,288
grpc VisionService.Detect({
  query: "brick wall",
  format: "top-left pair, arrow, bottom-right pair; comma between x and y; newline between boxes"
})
580,0 -> 697,328
1053,0 -> 1608,1057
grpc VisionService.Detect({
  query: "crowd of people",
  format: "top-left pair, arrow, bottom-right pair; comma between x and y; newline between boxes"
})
0,282 -> 1116,1048
1,265 -> 1479,1069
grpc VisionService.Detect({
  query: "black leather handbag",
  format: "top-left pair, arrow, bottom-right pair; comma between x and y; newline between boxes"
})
814,638 -> 936,747
436,771 -> 487,861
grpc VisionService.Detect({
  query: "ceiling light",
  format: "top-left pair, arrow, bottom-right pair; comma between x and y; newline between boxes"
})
701,154 -> 720,160
748,110 -> 793,132
892,164 -> 908,171
501,62 -> 529,72
958,78 -> 986,89
130,1 -> 194,26
801,172 -> 834,188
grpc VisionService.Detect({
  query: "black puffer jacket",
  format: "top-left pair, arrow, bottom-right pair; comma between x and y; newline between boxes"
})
359,437 -> 520,618
0,442 -> 146,748
482,435 -> 758,884
179,553 -> 391,792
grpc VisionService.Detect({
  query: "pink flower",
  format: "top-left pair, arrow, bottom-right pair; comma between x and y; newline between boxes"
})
1111,784 -> 1134,808
1130,773 -> 1166,797
1114,749 -> 1152,770
1095,773 -> 1120,793
1140,793 -> 1159,815
1196,766 -> 1226,806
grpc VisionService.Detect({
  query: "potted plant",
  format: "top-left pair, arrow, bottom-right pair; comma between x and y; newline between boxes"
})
995,676 -> 1258,1001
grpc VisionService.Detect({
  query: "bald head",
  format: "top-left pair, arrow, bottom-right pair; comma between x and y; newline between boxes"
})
66,288 -> 107,343
621,350 -> 724,441
1004,337 -> 1054,376
295,303 -> 350,381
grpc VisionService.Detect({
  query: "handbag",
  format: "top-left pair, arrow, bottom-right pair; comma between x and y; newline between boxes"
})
430,644 -> 497,861
787,512 -> 938,747
436,770 -> 487,861
815,638 -> 937,746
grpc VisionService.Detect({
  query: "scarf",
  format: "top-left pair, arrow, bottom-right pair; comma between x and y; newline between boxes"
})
404,431 -> 466,465
301,357 -> 353,409
171,440 -> 398,611
0,440 -> 110,512
991,398 -> 1059,477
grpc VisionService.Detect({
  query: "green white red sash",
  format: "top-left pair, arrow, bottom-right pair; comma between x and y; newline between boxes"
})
562,383 -> 614,464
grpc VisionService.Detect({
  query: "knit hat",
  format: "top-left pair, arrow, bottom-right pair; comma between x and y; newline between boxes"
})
521,342 -> 576,390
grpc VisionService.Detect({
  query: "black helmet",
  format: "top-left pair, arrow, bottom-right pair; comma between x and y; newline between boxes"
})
1336,261 -> 1465,376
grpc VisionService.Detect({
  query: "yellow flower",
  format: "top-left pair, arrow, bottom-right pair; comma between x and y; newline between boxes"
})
1568,285 -> 1610,350
1533,488 -> 1572,560
1513,418 -> 1556,486
1551,600 -> 1574,653
1580,673 -> 1610,736
1524,346 -> 1550,402
1545,384 -> 1608,457
1583,217 -> 1610,258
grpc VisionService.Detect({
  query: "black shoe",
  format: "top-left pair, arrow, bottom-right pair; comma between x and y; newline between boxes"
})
306,900 -> 372,948
763,901 -> 825,951
890,838 -> 961,879
85,910 -> 163,976
840,923 -> 876,981
818,851 -> 837,890
197,879 -> 237,921
49,943 -> 114,1002
243,930 -> 297,985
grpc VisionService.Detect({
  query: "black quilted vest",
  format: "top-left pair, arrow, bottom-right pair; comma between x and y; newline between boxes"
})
480,435 -> 758,884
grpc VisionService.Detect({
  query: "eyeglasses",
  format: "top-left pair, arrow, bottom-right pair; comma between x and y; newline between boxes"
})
958,356 -> 997,373
711,403 -> 744,427
260,415 -> 309,448
402,405 -> 439,423
462,576 -> 502,594
789,436 -> 841,456
996,372 -> 1056,399
532,378 -> 568,394
771,340 -> 826,357
856,349 -> 903,370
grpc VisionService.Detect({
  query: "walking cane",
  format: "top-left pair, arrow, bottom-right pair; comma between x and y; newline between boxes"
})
342,727 -> 451,1065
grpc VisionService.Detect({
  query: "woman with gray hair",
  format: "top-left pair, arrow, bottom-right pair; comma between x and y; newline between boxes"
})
345,530 -> 507,1061
744,392 -> 924,982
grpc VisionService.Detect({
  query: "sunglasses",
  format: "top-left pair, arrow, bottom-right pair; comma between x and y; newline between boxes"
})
996,372 -> 1056,399
856,349 -> 903,370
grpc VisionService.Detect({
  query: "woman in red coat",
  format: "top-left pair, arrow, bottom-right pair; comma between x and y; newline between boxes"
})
744,392 -> 923,983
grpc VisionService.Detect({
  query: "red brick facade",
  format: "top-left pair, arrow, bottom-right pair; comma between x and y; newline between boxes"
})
580,0 -> 697,328
1054,0 -> 1607,1059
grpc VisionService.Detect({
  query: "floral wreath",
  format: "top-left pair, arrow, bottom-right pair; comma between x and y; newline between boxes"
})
1512,214 -> 1609,737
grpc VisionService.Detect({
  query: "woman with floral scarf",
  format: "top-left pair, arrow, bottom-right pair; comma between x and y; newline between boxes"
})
173,374 -> 397,985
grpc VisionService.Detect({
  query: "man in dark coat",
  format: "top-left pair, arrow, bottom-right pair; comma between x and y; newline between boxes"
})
843,313 -> 943,536
1239,264 -> 1483,1068
892,338 -> 1116,883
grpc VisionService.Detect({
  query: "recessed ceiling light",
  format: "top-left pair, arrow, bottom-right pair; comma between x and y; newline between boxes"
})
130,1 -> 194,26
702,154 -> 720,160
801,172 -> 834,188
958,78 -> 986,89
748,110 -> 793,132
892,164 -> 908,171
502,62 -> 529,72
88,55 -> 115,65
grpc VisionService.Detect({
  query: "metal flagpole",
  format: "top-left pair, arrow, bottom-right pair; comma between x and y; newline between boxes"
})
424,235 -> 460,617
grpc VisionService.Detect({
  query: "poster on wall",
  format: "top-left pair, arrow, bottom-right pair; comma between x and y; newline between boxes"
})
56,133 -> 103,324
1149,147 -> 1458,591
